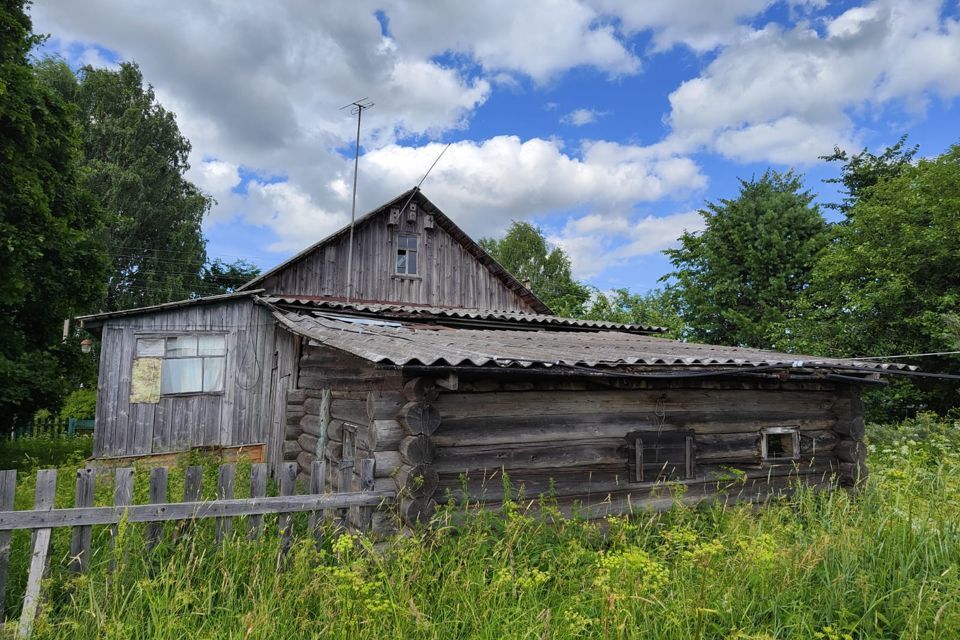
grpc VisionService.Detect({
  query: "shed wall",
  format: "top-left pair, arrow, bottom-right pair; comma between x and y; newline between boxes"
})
93,299 -> 289,460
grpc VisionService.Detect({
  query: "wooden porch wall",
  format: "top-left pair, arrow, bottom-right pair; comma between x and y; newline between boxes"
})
259,203 -> 534,312
93,300 -> 282,459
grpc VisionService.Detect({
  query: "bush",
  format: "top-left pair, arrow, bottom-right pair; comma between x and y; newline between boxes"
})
59,388 -> 96,421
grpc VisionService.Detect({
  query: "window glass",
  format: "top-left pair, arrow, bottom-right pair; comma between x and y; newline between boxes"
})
161,357 -> 203,394
396,234 -> 419,275
166,335 -> 198,357
136,338 -> 165,357
396,252 -> 407,273
197,334 -> 225,356
408,249 -> 418,274
202,357 -> 225,392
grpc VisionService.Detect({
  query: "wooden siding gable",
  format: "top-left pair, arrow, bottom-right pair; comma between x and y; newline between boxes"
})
239,189 -> 551,314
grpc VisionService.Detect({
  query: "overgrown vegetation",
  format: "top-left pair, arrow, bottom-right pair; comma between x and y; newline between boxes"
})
2,416 -> 958,639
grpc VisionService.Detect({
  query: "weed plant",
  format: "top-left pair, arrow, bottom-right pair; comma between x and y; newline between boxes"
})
1,415 -> 958,639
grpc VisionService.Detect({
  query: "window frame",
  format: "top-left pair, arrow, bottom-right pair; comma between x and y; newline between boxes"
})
134,332 -> 227,398
395,233 -> 421,278
760,426 -> 801,462
629,429 -> 696,483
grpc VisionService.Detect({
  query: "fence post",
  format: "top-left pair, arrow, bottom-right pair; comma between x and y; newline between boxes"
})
307,460 -> 327,537
177,466 -> 203,540
0,470 -> 16,628
247,464 -> 267,539
278,462 -> 297,553
357,458 -> 376,532
17,469 -> 56,639
146,467 -> 168,551
69,468 -> 95,573
109,468 -> 135,573
215,464 -> 236,542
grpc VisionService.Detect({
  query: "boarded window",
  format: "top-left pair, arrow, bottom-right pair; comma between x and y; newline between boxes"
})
133,334 -> 226,398
396,234 -> 419,275
629,430 -> 696,482
761,427 -> 800,461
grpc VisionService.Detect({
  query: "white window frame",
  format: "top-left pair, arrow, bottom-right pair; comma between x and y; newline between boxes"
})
135,332 -> 227,397
761,426 -> 801,462
395,233 -> 420,276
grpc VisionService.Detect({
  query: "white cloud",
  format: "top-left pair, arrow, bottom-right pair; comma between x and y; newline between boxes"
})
549,210 -> 705,278
244,181 -> 349,253
561,108 -> 607,126
663,0 -> 960,163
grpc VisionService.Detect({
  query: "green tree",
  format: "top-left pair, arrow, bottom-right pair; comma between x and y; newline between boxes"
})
479,221 -> 590,316
38,60 -> 212,311
582,288 -> 685,337
664,170 -> 828,349
790,144 -> 960,415
820,135 -> 918,215
0,0 -> 109,430
198,258 -> 261,296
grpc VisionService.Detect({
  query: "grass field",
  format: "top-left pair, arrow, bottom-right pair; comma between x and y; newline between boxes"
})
2,415 -> 959,639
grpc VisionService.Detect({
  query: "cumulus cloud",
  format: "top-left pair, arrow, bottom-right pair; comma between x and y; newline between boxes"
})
662,0 -> 960,163
561,108 -> 607,126
549,210 -> 705,278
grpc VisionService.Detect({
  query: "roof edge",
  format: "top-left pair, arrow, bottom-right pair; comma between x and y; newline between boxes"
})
76,289 -> 262,326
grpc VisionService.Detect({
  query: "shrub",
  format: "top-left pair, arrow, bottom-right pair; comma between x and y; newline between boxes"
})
59,388 -> 96,421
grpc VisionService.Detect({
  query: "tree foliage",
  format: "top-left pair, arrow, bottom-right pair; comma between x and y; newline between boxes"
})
0,0 -> 109,430
198,258 -> 261,295
37,60 -> 214,310
479,221 -> 590,316
664,170 -> 828,349
789,144 -> 960,415
582,288 -> 684,337
820,135 -> 918,215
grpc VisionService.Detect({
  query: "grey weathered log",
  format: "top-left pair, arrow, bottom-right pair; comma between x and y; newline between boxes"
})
398,402 -> 441,436
367,390 -> 407,421
296,450 -> 316,474
247,463 -> 268,538
395,464 -> 439,498
298,432 -> 319,455
278,462 -> 297,552
835,439 -> 867,463
403,377 -> 440,402
330,399 -> 370,426
215,464 -> 236,542
283,440 -> 300,461
284,425 -> 303,440
146,467 -> 168,550
400,435 -> 436,465
69,468 -> 95,573
17,469 -> 56,640
0,470 -> 16,621
400,497 -> 435,525
109,467 -> 134,572
358,419 -> 404,452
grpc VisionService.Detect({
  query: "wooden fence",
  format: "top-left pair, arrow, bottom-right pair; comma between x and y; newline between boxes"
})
8,417 -> 95,440
0,460 -> 394,638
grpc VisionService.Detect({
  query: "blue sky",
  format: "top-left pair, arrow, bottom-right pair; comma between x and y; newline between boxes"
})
32,0 -> 960,294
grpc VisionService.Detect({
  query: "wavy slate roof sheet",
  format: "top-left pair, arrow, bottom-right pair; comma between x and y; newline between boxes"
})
264,296 -> 666,333
274,310 -> 912,373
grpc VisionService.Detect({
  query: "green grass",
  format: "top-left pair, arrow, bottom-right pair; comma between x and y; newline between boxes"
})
4,415 -> 960,639
0,435 -> 91,472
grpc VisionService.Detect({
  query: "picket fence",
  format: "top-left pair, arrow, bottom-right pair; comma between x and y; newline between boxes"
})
0,460 -> 394,638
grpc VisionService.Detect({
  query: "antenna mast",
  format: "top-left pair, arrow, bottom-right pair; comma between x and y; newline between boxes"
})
341,98 -> 374,303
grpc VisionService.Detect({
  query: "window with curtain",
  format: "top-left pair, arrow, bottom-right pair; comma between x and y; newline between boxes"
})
135,334 -> 226,396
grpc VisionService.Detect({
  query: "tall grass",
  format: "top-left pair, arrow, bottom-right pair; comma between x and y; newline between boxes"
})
5,415 -> 960,639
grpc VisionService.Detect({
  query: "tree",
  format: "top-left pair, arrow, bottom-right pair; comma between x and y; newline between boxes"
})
820,135 -> 918,215
664,170 -> 828,349
582,288 -> 685,337
479,221 -> 590,316
789,144 -> 960,415
0,0 -> 109,430
198,258 -> 261,296
38,60 -> 212,311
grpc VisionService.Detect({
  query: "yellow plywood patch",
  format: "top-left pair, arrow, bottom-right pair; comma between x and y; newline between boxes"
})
130,357 -> 162,404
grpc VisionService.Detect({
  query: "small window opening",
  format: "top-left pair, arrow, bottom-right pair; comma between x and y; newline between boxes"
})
396,234 -> 419,275
761,427 -> 800,461
631,430 -> 695,482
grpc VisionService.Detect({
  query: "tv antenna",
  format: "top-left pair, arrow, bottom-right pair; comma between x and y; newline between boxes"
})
341,98 -> 374,303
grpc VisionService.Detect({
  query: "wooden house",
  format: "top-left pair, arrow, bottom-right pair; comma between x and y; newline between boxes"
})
79,188 -> 905,528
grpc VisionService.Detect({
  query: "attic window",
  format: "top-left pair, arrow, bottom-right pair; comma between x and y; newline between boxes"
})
630,430 -> 695,482
761,427 -> 800,461
396,234 -> 419,276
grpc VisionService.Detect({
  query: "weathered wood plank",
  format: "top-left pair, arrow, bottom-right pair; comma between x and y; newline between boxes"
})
68,469 -> 95,573
215,464 -> 236,541
278,462 -> 297,552
307,460 -> 327,536
0,470 -> 16,622
356,458 -> 376,532
146,467 -> 168,550
109,468 -> 134,572
17,470 -> 56,640
247,463 -> 268,538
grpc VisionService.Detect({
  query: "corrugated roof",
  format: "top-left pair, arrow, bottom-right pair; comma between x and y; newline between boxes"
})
264,296 -> 667,334
274,310 -> 912,373
76,290 -> 261,325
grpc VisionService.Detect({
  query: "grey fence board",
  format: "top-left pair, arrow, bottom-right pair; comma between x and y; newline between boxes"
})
0,470 -> 15,625
68,469 -> 95,573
